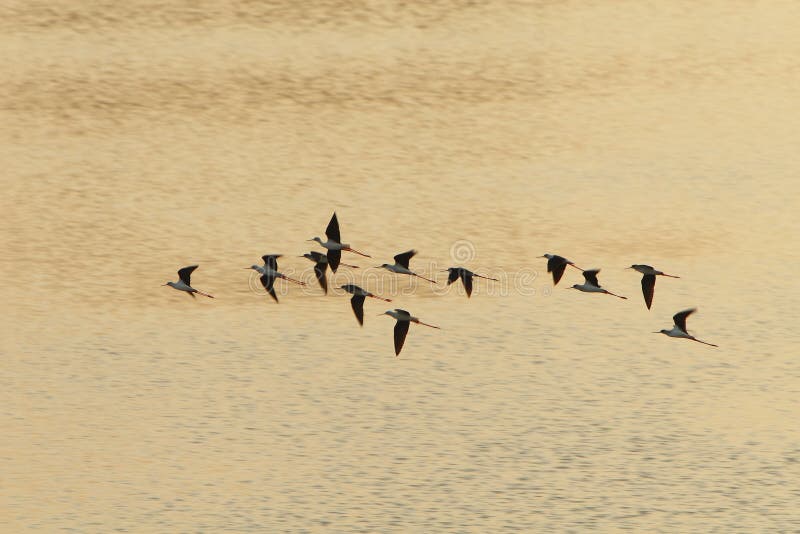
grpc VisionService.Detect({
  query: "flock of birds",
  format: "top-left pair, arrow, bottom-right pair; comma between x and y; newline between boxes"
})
164,212 -> 718,354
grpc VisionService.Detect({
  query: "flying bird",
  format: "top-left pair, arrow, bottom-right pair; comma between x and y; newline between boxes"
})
627,264 -> 680,309
541,254 -> 583,285
655,308 -> 718,347
309,212 -> 371,273
380,309 -> 440,356
301,251 -> 359,294
340,284 -> 391,326
443,267 -> 498,298
569,269 -> 627,299
164,265 -> 214,299
245,254 -> 305,303
378,250 -> 436,283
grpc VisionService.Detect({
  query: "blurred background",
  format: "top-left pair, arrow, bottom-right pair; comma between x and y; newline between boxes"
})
2,1 -> 799,531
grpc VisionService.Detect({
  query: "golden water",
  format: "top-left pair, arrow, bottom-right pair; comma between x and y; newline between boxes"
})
2,1 -> 800,531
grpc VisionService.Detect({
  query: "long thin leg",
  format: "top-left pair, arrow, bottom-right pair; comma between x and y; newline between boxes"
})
690,337 -> 718,347
413,273 -> 437,284
344,247 -> 371,258
278,274 -> 306,286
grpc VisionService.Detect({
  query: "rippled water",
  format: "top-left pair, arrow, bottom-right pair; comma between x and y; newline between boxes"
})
3,1 -> 800,531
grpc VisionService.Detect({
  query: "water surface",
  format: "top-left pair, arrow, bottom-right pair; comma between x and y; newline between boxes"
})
2,1 -> 800,531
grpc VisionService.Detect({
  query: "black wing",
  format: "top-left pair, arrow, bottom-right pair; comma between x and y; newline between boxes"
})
350,295 -> 366,326
314,262 -> 328,294
394,250 -> 417,269
673,308 -> 696,334
394,320 -> 410,356
325,212 -> 341,243
461,270 -> 473,298
340,284 -> 358,295
307,251 -> 326,263
261,254 -> 280,271
583,269 -> 601,287
551,263 -> 567,285
327,249 -> 341,273
641,274 -> 656,310
178,265 -> 198,286
446,268 -> 460,285
546,255 -> 566,272
260,273 -> 279,303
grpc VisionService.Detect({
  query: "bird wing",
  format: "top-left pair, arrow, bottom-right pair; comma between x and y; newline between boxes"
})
177,265 -> 199,285
583,269 -> 601,287
394,320 -> 410,356
641,274 -> 656,310
551,263 -> 567,285
305,251 -> 325,263
394,250 -> 417,269
314,263 -> 328,294
260,273 -> 279,303
446,268 -> 460,285
325,212 -> 341,243
327,249 -> 341,273
546,255 -> 563,273
673,308 -> 696,334
262,255 -> 281,271
461,270 -> 473,298
351,295 -> 366,326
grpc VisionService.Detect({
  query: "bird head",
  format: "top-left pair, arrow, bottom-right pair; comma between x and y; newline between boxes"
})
308,237 -> 323,244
